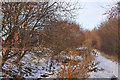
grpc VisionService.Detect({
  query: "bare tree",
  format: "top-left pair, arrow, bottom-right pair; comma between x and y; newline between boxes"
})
1,1 -> 81,77
103,1 -> 119,19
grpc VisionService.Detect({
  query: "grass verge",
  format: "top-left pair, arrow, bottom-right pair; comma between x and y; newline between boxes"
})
100,52 -> 120,63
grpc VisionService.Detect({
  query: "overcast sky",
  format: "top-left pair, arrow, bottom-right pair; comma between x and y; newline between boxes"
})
0,0 -> 118,30
72,0 -> 118,30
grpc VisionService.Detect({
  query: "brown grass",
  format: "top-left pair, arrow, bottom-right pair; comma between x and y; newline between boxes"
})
100,52 -> 119,62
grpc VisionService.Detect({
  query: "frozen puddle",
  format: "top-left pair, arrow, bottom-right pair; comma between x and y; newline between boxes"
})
89,50 -> 119,78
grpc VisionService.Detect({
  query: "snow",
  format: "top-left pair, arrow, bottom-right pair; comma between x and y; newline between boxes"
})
76,47 -> 88,50
1,49 -> 119,79
0,53 -> 1,56
89,50 -> 119,79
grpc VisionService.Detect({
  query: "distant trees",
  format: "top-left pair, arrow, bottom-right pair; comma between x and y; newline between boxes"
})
87,1 -> 119,57
44,21 -> 85,54
96,18 -> 118,56
95,1 -> 119,56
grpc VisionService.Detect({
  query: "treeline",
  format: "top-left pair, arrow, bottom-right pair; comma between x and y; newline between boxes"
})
43,21 -> 86,53
87,18 -> 118,59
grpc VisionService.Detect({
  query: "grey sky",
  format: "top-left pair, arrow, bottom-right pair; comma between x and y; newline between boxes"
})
73,0 -> 117,30
0,0 -> 117,30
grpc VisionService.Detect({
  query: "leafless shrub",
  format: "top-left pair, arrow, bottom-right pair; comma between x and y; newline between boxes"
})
57,42 -> 97,78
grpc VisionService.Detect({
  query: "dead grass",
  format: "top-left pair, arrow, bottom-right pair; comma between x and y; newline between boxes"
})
100,52 -> 119,62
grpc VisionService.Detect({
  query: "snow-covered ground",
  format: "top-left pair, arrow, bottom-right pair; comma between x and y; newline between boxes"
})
1,49 -> 119,79
23,49 -> 119,79
89,50 -> 119,79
